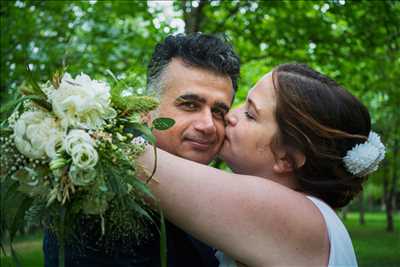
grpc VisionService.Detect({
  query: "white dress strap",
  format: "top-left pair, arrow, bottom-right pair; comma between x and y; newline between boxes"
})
306,196 -> 358,267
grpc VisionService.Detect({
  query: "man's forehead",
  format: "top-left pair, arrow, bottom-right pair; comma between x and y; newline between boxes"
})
160,59 -> 234,105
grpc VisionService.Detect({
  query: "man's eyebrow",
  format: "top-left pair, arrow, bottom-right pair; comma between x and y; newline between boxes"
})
175,93 -> 230,112
175,94 -> 206,103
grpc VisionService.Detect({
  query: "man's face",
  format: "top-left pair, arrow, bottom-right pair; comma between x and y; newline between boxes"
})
152,58 -> 234,164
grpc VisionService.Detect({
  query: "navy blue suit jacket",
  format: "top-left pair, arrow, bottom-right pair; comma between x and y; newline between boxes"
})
43,219 -> 218,267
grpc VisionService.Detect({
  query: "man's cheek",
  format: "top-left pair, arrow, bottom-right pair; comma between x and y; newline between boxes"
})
217,128 -> 226,142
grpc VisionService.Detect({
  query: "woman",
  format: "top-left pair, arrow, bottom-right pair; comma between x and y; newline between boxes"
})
138,63 -> 385,267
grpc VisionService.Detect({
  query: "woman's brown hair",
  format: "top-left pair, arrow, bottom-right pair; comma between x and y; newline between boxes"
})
271,63 -> 371,208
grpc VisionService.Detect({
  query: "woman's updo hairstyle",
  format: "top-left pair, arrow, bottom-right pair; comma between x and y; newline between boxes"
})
271,63 -> 372,208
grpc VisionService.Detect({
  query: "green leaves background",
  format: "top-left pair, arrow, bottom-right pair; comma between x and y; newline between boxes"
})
1,0 -> 399,230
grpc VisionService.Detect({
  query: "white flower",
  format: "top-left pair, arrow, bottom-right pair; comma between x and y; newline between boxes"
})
64,129 -> 95,154
14,111 -> 64,159
40,81 -> 56,98
64,129 -> 98,169
68,165 -> 97,186
131,136 -> 148,146
70,143 -> 98,169
343,131 -> 386,176
49,73 -> 117,130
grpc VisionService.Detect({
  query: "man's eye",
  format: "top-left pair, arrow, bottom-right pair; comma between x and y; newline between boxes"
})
211,108 -> 226,120
180,101 -> 198,110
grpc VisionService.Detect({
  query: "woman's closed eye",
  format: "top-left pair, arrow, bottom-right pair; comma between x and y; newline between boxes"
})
245,111 -> 255,120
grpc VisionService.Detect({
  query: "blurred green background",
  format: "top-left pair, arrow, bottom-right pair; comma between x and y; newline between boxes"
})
1,0 -> 399,266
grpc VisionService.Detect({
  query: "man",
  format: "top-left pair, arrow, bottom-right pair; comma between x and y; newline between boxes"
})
43,33 -> 240,267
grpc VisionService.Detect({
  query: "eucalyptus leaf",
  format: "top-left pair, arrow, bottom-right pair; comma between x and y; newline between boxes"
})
152,117 -> 175,131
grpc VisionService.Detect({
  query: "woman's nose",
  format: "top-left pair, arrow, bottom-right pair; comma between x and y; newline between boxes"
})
225,110 -> 238,126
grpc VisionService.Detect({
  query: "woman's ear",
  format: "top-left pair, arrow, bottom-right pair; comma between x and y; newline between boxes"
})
272,148 -> 305,174
292,150 -> 306,168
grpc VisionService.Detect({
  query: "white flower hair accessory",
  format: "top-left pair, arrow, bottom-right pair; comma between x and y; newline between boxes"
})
343,131 -> 385,177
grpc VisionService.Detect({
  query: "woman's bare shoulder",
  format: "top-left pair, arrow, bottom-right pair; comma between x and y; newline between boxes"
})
227,180 -> 329,266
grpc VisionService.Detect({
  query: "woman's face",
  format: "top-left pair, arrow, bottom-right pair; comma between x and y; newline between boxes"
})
219,72 -> 279,177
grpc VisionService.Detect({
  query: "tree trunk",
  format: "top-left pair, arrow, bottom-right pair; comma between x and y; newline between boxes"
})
181,0 -> 207,34
386,198 -> 394,232
385,138 -> 398,232
340,205 -> 348,221
359,191 -> 365,225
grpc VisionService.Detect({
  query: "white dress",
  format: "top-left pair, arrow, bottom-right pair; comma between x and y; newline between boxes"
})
215,196 -> 358,267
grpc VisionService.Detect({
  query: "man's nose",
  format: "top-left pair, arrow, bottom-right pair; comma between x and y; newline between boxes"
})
194,109 -> 217,135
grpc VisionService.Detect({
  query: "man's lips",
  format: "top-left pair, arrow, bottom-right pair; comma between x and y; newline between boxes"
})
184,138 -> 215,151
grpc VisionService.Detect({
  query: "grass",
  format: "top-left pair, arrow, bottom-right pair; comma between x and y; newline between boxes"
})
0,212 -> 399,267
343,212 -> 400,267
1,232 -> 43,267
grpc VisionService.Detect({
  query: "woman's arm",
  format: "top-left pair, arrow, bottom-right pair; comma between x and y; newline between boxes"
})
139,146 -> 327,266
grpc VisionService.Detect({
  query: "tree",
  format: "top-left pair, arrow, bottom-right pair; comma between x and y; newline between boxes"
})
176,0 -> 400,231
2,0 -> 399,231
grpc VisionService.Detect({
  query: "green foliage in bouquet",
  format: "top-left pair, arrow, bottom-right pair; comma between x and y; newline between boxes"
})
0,68 -> 173,267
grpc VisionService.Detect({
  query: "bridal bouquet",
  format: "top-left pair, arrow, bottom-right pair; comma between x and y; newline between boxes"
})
0,69 -> 173,265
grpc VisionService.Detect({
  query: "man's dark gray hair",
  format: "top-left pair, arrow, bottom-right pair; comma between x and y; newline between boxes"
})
146,33 -> 240,97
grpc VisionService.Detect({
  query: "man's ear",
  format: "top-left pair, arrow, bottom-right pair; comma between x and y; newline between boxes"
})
272,148 -> 305,174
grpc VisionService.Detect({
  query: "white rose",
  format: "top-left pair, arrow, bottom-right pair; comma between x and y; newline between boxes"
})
64,129 -> 98,169
70,142 -> 98,169
13,111 -> 64,159
64,129 -> 95,154
49,73 -> 117,129
68,165 -> 97,186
